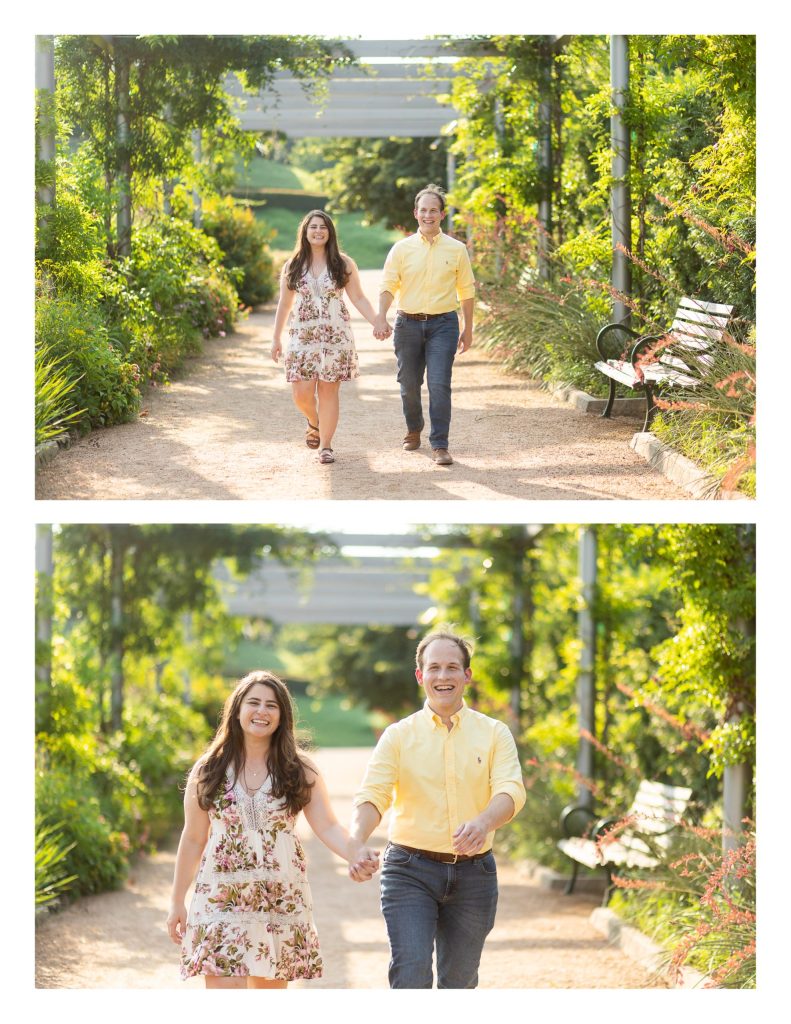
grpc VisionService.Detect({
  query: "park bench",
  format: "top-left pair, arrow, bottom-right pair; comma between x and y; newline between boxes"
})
594,297 -> 734,431
557,779 -> 693,905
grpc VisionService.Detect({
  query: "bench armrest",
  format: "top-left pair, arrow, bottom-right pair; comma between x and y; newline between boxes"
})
629,333 -> 664,368
560,803 -> 598,838
595,321 -> 641,361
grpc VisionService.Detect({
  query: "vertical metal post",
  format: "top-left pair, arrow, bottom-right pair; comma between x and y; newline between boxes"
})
537,38 -> 553,280
446,148 -> 456,234
610,35 -> 632,325
35,524 -> 54,731
115,46 -> 132,256
35,36 -> 56,220
192,128 -> 203,229
577,527 -> 597,808
493,95 -> 504,276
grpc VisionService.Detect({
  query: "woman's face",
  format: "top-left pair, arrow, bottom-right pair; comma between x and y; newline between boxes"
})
306,216 -> 330,248
237,683 -> 282,741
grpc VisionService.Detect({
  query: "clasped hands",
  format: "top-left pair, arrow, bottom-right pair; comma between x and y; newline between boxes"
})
348,842 -> 380,883
372,316 -> 392,341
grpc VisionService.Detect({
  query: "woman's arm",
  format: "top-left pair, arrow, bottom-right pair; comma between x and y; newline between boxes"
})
301,762 -> 379,880
342,257 -> 383,330
271,262 -> 297,362
166,764 -> 211,944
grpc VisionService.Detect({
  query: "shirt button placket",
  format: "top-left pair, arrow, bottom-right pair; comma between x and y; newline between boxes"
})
445,728 -> 457,848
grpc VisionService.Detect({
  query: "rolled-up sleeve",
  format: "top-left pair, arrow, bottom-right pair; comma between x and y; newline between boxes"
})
490,722 -> 526,820
380,244 -> 401,298
353,726 -> 400,817
456,247 -> 476,301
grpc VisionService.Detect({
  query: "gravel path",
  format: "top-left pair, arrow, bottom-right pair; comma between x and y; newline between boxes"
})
35,271 -> 686,501
35,748 -> 665,989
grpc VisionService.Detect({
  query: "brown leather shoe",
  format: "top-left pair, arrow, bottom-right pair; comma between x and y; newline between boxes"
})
402,431 -> 421,451
432,448 -> 453,465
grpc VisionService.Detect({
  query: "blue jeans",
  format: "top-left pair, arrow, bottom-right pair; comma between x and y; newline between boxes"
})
379,843 -> 499,989
393,311 -> 459,450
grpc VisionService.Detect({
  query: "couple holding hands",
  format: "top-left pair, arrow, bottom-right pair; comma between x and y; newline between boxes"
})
270,184 -> 475,466
167,630 -> 526,989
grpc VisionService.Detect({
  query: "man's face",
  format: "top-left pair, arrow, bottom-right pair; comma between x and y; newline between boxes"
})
416,638 -> 471,717
414,195 -> 445,237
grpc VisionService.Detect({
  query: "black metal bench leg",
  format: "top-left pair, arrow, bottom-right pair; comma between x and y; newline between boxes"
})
601,378 -> 617,418
642,384 -> 656,432
602,866 -> 614,906
564,860 -> 579,895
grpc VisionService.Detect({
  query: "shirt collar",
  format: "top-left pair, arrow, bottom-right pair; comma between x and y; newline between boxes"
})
416,228 -> 444,245
422,697 -> 467,728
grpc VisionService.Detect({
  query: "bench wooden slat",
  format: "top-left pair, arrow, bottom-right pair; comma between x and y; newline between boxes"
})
679,296 -> 734,317
674,307 -> 730,330
670,321 -> 726,343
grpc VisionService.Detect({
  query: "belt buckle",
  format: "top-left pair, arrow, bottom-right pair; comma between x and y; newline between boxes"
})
450,851 -> 459,864
417,313 -> 428,321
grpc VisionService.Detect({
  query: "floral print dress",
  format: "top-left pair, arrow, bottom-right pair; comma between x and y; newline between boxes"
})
284,269 -> 360,383
180,770 -> 322,981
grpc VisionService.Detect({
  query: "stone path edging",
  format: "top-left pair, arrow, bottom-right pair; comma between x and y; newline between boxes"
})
590,906 -> 712,990
629,432 -> 749,500
549,383 -> 646,417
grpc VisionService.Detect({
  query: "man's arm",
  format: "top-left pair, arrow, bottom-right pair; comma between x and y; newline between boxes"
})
348,801 -> 383,882
452,793 -> 515,856
374,291 -> 395,340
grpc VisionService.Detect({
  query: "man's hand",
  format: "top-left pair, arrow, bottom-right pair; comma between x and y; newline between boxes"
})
348,844 -> 380,882
452,818 -> 487,855
458,328 -> 473,354
373,315 -> 392,341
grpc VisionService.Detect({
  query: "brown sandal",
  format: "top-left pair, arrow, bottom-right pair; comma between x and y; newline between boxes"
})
305,421 -> 320,449
318,448 -> 335,464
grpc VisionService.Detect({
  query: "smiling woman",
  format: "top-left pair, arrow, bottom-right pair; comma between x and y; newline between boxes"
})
165,670 -> 380,989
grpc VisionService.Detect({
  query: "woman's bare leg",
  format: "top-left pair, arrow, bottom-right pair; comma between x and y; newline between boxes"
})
291,381 -> 319,428
247,978 -> 288,989
316,380 -> 341,449
205,976 -> 247,989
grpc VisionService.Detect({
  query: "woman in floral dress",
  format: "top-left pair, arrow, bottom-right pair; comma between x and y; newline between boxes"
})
271,210 -> 386,464
167,670 -> 379,988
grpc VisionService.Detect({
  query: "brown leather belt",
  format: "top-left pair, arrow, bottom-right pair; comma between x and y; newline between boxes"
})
396,310 -> 451,321
390,842 -> 490,864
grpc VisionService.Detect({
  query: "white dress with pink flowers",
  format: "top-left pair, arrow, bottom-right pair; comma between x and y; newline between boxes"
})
180,769 -> 322,980
284,268 -> 360,383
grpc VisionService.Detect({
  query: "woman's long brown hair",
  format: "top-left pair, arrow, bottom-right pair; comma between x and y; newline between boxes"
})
285,209 -> 351,292
194,671 -> 314,815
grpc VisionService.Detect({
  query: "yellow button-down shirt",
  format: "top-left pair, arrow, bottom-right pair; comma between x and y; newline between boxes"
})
354,700 -> 526,854
380,230 -> 476,315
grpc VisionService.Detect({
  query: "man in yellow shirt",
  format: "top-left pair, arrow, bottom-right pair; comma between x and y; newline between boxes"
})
348,630 -> 526,988
373,185 -> 476,466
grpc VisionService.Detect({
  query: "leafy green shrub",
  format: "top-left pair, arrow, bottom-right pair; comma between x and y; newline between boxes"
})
105,216 -> 240,377
479,276 -> 606,395
35,279 -> 142,431
203,195 -> 277,306
118,694 -> 210,842
35,815 -> 77,910
35,342 -> 85,444
36,744 -> 132,895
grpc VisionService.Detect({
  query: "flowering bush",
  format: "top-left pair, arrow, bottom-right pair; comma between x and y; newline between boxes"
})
202,195 -> 277,306
609,820 -> 756,988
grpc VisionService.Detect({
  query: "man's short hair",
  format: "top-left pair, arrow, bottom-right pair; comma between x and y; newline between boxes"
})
416,630 -> 473,670
414,184 -> 446,212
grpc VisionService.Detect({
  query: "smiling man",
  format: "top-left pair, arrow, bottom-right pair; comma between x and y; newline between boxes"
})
348,630 -> 526,988
373,185 -> 475,465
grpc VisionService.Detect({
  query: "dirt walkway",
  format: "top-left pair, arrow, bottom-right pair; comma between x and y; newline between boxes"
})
35,271 -> 685,500
35,748 -> 664,989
